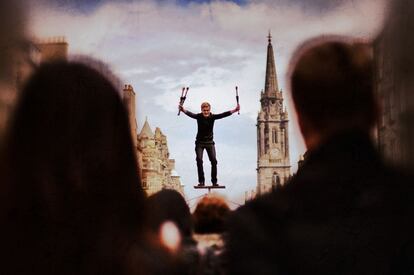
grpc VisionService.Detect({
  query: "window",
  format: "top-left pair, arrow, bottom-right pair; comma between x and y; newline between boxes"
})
272,128 -> 278,143
272,173 -> 281,190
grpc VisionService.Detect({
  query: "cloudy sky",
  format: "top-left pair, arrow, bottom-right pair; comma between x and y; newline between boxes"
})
28,0 -> 387,208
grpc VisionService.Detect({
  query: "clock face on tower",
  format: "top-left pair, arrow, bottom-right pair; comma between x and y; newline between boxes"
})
270,148 -> 280,159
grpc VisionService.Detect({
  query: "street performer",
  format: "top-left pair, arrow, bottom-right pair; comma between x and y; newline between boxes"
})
179,102 -> 240,187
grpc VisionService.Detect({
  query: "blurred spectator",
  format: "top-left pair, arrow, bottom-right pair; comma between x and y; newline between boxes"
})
70,55 -> 122,91
193,195 -> 230,235
1,61 -> 147,275
225,36 -> 414,275
193,195 -> 230,275
147,189 -> 200,275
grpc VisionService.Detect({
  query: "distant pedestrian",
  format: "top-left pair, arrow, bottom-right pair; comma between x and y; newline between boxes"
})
193,195 -> 231,275
147,189 -> 200,275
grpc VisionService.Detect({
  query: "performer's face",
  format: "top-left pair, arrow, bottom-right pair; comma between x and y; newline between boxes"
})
202,106 -> 211,117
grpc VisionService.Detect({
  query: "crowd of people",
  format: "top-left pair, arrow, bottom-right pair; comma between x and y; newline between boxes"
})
1,1 -> 414,274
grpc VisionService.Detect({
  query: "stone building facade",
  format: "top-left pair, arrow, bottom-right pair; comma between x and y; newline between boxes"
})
36,37 -> 68,63
0,37 -> 67,143
257,33 -> 291,195
138,119 -> 183,196
0,42 -> 39,142
373,0 -> 414,170
122,84 -> 184,196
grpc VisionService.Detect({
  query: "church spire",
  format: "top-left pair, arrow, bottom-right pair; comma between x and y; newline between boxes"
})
264,31 -> 279,96
257,31 -> 291,195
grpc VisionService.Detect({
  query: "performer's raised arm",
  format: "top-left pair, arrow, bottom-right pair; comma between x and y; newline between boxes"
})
179,104 -> 198,119
214,104 -> 240,120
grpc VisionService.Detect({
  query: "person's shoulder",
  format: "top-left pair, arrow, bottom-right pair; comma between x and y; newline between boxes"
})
224,189 -> 292,274
229,187 -> 292,229
385,167 -> 414,204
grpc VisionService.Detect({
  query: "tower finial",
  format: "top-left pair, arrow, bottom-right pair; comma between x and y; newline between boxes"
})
264,31 -> 279,95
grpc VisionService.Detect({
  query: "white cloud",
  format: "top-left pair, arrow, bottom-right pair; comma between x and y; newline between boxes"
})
28,0 -> 386,207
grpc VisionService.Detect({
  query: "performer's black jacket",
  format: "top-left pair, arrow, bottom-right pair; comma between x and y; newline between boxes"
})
184,110 -> 231,144
224,130 -> 414,275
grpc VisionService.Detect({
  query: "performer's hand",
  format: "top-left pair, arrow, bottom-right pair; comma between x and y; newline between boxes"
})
178,105 -> 185,112
232,104 -> 240,113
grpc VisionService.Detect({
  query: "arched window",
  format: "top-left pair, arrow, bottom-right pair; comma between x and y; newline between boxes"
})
272,128 -> 278,144
272,173 -> 281,190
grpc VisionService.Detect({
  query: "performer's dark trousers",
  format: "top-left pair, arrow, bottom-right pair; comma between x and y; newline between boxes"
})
195,143 -> 217,184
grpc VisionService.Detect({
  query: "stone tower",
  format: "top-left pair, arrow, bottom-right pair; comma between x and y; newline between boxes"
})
138,118 -> 184,196
257,32 -> 291,195
122,84 -> 138,148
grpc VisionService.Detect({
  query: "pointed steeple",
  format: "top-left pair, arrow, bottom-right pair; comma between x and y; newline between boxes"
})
257,31 -> 291,196
140,117 -> 154,138
264,31 -> 279,96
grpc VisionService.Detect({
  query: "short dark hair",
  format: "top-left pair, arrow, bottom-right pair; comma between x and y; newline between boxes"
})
4,61 -> 146,274
193,195 -> 230,234
201,102 -> 211,109
289,36 -> 376,134
147,189 -> 192,238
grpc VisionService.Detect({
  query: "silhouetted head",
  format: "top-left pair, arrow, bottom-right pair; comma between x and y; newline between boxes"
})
288,36 -> 377,149
200,102 -> 211,117
193,195 -> 230,234
3,61 -> 146,274
147,189 -> 192,238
